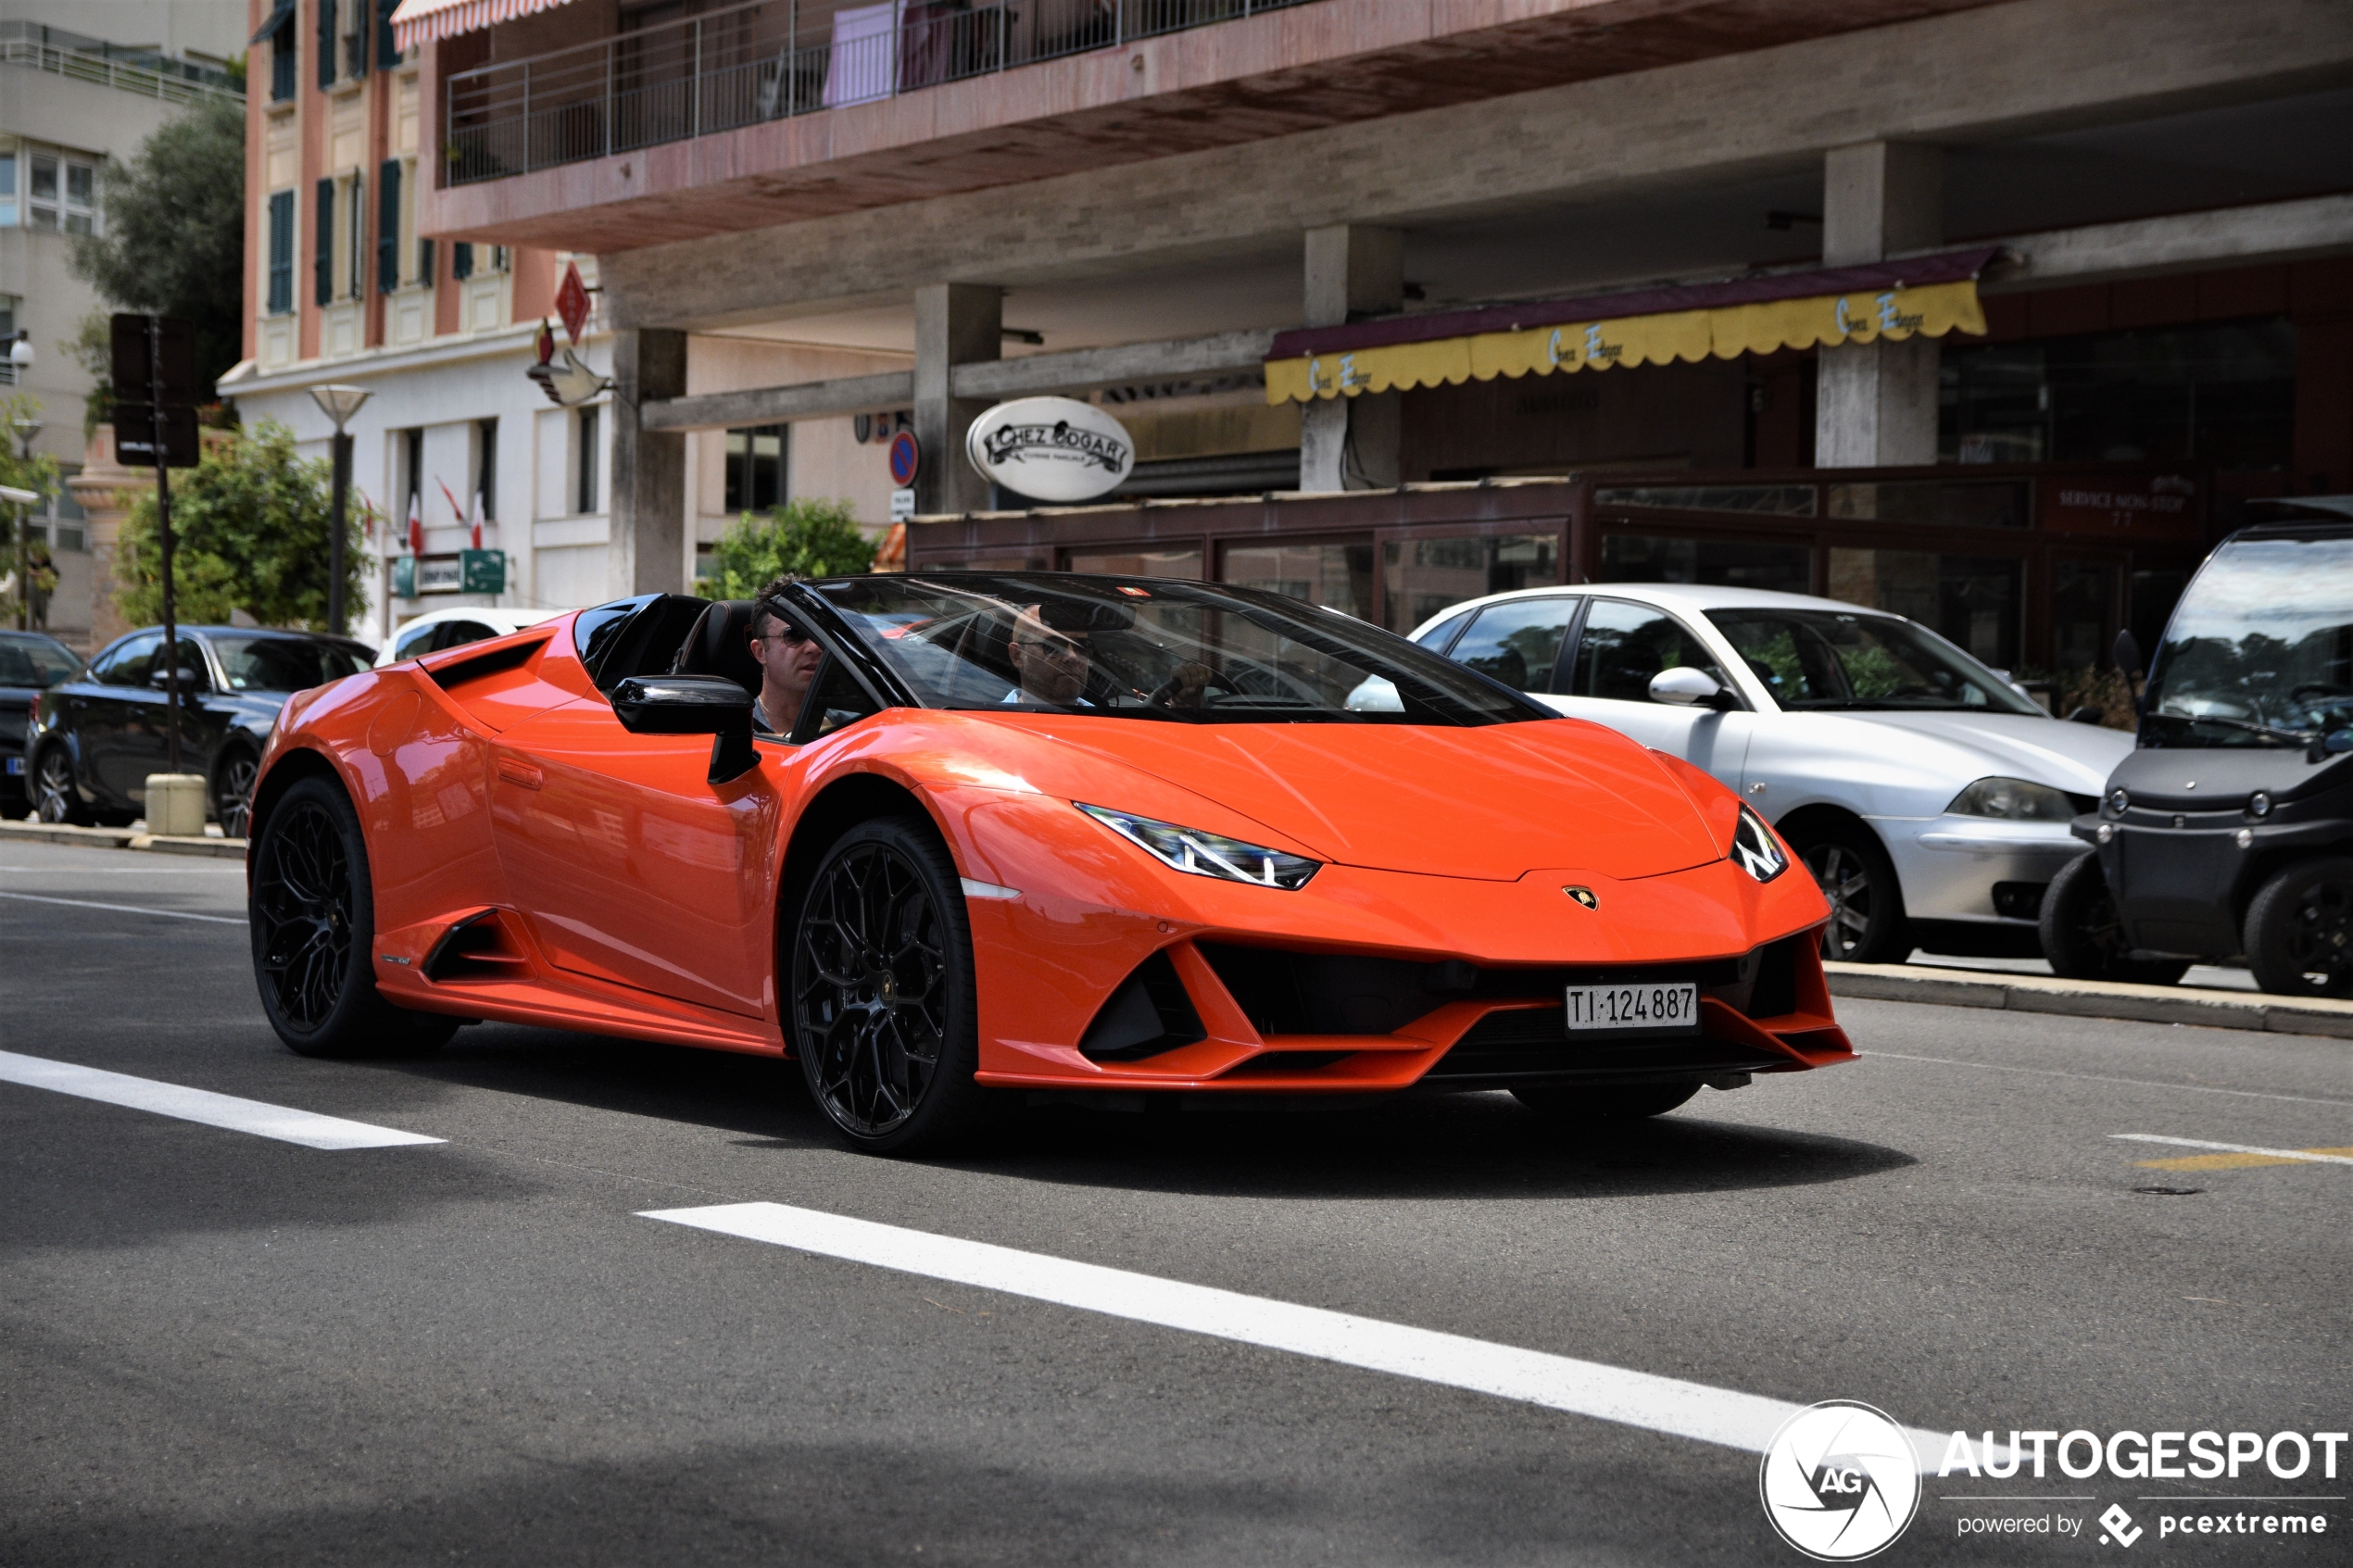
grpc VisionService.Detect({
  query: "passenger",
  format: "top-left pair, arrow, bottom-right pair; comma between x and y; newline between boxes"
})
748,578 -> 824,735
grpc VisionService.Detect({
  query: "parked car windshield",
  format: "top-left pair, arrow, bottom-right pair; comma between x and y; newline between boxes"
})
812,573 -> 1547,725
2143,533 -> 2353,748
210,634 -> 371,693
0,633 -> 84,688
1706,608 -> 2044,714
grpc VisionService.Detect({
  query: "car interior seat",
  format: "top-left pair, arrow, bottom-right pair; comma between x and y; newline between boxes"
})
672,599 -> 764,697
1595,642 -> 1664,702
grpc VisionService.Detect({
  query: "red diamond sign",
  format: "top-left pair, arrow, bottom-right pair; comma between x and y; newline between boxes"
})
555,262 -> 591,345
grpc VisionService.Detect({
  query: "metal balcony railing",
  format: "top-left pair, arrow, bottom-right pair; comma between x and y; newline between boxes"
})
0,23 -> 245,107
444,0 -> 1322,186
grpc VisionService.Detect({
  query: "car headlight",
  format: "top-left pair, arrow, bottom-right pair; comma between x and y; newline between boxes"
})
1947,776 -> 2077,821
1730,804 -> 1788,884
1076,804 -> 1320,890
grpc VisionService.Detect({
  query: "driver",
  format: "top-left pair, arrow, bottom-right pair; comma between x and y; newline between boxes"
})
748,579 -> 824,735
1005,603 -> 1095,706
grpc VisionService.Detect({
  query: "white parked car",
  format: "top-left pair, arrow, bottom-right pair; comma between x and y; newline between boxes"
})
374,607 -> 571,668
1408,583 -> 2134,963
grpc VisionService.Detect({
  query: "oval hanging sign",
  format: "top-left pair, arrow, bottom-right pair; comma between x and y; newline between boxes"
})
964,397 -> 1135,503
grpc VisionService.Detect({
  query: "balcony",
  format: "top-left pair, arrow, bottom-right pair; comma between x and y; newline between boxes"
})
445,0 -> 1323,187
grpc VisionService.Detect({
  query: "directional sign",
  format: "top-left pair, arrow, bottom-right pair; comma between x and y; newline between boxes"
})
109,315 -> 199,408
110,402 -> 200,469
555,263 -> 592,345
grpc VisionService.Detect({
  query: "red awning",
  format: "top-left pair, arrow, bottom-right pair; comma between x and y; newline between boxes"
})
390,0 -> 577,51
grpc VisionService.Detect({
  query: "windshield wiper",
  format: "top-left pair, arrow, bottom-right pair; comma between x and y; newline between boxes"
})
2152,711 -> 2316,746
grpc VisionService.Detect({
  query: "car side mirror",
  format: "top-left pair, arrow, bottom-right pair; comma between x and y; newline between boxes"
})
611,674 -> 758,784
149,666 -> 207,694
1649,666 -> 1733,709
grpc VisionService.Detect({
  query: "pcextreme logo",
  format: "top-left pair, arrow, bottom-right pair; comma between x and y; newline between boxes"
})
1760,1400 -> 1922,1561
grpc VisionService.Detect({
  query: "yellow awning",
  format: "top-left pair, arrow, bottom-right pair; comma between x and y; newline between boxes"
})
1265,255 -> 1996,406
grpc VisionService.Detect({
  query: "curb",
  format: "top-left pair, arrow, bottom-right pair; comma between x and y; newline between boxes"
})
1824,961 -> 2353,1041
2,821 -> 246,860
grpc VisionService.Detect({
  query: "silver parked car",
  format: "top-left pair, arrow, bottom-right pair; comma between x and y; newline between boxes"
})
1408,583 -> 2134,963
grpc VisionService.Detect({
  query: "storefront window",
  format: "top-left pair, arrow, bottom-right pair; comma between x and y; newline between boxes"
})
1592,484 -> 1815,518
1379,533 -> 1560,633
1827,548 -> 2021,670
1942,320 -> 2296,470
2051,559 -> 2119,671
1066,546 -> 1202,579
1825,478 -> 2028,529
1221,540 -> 1374,621
1600,534 -> 1810,596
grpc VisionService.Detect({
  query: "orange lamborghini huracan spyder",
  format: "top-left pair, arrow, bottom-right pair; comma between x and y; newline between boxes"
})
245,573 -> 1853,1152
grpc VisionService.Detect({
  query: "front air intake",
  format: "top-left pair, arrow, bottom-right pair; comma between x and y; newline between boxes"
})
1078,950 -> 1206,1062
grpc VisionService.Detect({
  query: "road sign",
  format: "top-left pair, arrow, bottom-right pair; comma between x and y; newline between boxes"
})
110,403 -> 200,468
460,548 -> 506,594
887,428 -> 920,488
890,488 -> 915,521
109,315 -> 198,407
555,264 -> 591,345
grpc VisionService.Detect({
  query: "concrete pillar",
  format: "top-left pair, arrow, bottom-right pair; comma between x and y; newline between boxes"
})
1300,225 -> 1403,491
610,327 -> 689,596
1815,142 -> 1944,468
913,282 -> 1000,515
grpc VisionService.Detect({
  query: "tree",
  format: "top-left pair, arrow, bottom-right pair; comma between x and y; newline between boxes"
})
0,393 -> 62,627
112,420 -> 365,632
68,95 -> 245,396
698,498 -> 877,599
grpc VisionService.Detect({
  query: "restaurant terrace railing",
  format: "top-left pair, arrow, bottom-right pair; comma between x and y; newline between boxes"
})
444,0 -> 1322,186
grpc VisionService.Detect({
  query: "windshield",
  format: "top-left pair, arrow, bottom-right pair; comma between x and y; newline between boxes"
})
1706,608 -> 2044,714
0,634 -> 84,688
2143,533 -> 2353,748
210,634 -> 371,693
812,574 -> 1546,725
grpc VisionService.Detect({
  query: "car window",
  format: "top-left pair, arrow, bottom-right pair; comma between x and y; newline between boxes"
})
1448,597 -> 1579,694
1413,608 -> 1476,654
1568,599 -> 1729,703
392,623 -> 440,661
166,638 -> 210,690
90,632 -> 163,687
792,656 -> 884,743
1706,608 -> 2042,714
209,635 -> 370,693
0,635 -> 83,687
434,620 -> 497,652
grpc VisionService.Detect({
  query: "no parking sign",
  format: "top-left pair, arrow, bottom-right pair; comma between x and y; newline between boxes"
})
887,429 -> 920,488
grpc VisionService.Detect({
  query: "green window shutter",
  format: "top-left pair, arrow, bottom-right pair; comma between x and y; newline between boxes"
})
317,0 -> 335,89
267,191 -> 296,314
453,242 -> 473,282
376,0 -> 399,69
377,160 -> 401,293
315,178 -> 334,306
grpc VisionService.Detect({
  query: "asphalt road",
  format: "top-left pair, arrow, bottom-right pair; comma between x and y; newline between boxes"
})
2,838 -> 2347,1566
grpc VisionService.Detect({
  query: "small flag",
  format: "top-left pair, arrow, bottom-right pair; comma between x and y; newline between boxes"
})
406,492 -> 424,556
469,491 -> 482,552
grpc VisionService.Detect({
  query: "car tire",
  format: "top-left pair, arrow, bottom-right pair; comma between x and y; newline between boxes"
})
2242,857 -> 2353,998
212,744 -> 260,840
789,815 -> 995,1155
1511,1082 -> 1701,1121
1790,819 -> 1910,964
31,745 -> 94,825
249,774 -> 459,1058
2038,851 -> 2190,985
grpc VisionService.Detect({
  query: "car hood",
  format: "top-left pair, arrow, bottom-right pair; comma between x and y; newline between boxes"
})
1801,709 -> 2133,796
989,717 -> 1725,882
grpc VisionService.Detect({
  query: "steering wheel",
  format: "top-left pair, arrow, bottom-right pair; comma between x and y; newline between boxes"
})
1146,662 -> 1232,709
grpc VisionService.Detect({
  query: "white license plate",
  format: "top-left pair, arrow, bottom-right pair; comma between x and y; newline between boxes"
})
1565,982 -> 1699,1035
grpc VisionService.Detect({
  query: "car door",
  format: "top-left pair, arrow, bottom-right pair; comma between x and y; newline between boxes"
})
76,631 -> 163,808
487,695 -> 799,1019
1541,597 -> 1755,785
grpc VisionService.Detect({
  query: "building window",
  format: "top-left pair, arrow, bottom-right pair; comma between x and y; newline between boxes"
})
0,295 -> 15,386
401,427 -> 423,537
476,418 -> 497,521
266,191 -> 295,314
576,406 -> 600,514
271,17 -> 297,101
0,154 -> 14,226
340,0 -> 369,79
723,424 -> 786,513
343,172 -> 365,299
17,149 -> 101,233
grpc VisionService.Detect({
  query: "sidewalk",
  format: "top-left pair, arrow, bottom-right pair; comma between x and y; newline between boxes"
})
1824,960 -> 2353,1040
0,820 -> 246,860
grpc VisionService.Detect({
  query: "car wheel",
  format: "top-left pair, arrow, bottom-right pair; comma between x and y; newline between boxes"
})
1511,1082 -> 1701,1120
32,746 -> 93,825
2242,858 -> 2353,998
249,774 -> 459,1058
212,745 -> 260,840
2038,851 -> 2190,985
1791,820 -> 1910,964
790,815 -> 991,1154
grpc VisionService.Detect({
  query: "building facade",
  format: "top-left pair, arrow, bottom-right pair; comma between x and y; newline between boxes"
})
374,0 -> 2347,678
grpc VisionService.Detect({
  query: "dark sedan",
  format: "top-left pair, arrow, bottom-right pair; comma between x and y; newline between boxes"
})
3,631 -> 87,816
29,626 -> 371,836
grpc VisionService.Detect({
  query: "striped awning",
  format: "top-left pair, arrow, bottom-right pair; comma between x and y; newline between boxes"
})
1265,246 -> 2001,405
390,0 -> 577,50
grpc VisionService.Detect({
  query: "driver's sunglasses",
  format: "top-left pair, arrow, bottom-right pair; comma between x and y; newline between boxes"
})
1017,636 -> 1087,661
756,609 -> 813,645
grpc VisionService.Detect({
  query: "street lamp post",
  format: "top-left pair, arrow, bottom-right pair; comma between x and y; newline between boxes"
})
8,415 -> 40,632
309,385 -> 371,637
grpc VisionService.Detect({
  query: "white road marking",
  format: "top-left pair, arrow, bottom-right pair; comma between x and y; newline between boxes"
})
0,1050 -> 443,1149
0,863 -> 244,873
2110,1134 -> 2353,1166
0,890 -> 245,924
1863,1049 -> 2353,1108
644,1200 -> 1951,1462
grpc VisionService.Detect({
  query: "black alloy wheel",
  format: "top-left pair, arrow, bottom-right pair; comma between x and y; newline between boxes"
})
249,774 -> 457,1057
1511,1082 -> 1701,1121
1792,821 -> 1910,965
791,816 -> 988,1154
2038,851 -> 2190,985
213,746 -> 260,840
2243,857 -> 2353,998
32,746 -> 90,825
